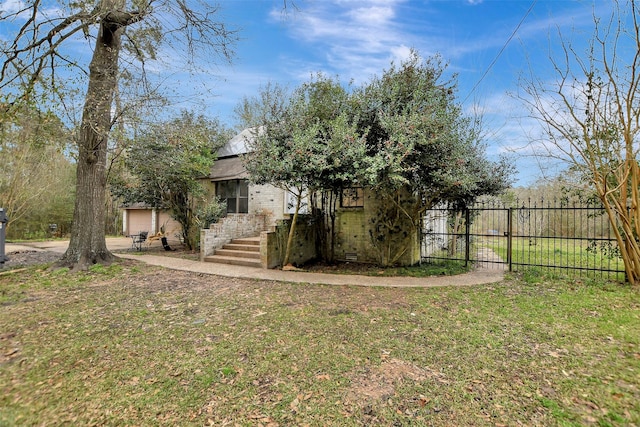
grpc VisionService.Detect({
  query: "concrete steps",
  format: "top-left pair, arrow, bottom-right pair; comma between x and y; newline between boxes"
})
204,236 -> 262,268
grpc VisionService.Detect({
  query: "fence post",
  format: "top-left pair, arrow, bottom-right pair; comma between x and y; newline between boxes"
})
0,208 -> 8,266
507,207 -> 513,272
465,208 -> 471,267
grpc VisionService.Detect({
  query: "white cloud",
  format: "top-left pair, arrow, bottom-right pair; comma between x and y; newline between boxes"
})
389,44 -> 413,63
0,0 -> 25,15
0,0 -> 65,20
347,5 -> 395,25
273,0 -> 416,84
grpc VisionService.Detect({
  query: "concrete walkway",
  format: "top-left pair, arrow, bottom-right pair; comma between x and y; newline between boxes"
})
6,238 -> 505,288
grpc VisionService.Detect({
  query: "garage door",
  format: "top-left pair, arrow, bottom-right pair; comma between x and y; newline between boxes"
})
127,210 -> 152,236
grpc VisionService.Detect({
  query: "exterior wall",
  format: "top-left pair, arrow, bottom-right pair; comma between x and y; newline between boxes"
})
333,188 -> 421,266
123,208 -> 182,237
157,211 -> 182,237
261,218 -> 317,268
421,208 -> 448,257
200,213 -> 268,259
248,183 -> 288,226
205,180 -> 288,227
334,208 -> 372,263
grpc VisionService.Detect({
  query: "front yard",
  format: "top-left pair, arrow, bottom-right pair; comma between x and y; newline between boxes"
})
1,260 -> 639,426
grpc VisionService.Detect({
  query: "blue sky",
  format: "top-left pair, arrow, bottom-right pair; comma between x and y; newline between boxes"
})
161,0 -> 610,187
0,0 -> 616,186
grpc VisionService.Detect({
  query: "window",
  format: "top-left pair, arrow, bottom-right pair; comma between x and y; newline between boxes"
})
216,180 -> 249,214
285,188 -> 309,214
341,187 -> 364,208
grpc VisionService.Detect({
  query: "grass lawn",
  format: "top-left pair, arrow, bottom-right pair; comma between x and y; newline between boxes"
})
483,237 -> 626,281
1,260 -> 639,426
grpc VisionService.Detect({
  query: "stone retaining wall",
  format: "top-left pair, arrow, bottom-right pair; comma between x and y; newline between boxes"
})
261,218 -> 317,268
200,214 -> 268,260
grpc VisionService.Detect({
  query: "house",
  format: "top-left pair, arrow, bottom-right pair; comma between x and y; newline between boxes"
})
120,127 -> 429,267
200,128 -> 310,267
201,128 -> 425,268
204,127 -> 292,221
119,125 -> 456,267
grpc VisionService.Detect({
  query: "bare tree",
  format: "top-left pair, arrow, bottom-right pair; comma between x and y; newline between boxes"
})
0,105 -> 73,236
1,0 -> 236,269
519,0 -> 640,284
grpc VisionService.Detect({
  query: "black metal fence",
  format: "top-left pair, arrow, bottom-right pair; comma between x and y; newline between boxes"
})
421,199 -> 626,281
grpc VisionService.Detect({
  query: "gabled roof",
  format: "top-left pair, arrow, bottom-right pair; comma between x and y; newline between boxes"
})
210,127 -> 263,181
216,127 -> 262,158
209,157 -> 248,181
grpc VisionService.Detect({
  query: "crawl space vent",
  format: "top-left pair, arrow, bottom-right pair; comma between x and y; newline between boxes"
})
345,252 -> 358,262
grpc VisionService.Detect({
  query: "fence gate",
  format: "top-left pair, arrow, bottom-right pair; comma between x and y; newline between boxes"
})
422,204 -> 510,270
422,200 -> 626,280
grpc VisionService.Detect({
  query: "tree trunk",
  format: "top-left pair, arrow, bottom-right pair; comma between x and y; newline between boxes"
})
283,191 -> 302,267
329,191 -> 337,263
449,210 -> 463,257
59,12 -> 123,269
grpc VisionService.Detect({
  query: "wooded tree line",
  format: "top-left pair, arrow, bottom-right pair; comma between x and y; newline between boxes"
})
0,105 -> 76,240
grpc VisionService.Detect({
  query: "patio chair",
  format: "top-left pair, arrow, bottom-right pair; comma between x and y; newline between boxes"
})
131,231 -> 148,251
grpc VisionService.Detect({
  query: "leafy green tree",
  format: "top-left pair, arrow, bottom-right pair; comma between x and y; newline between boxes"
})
1,1 -> 236,269
111,111 -> 228,250
244,55 -> 511,267
242,75 -> 366,266
355,52 -> 513,265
